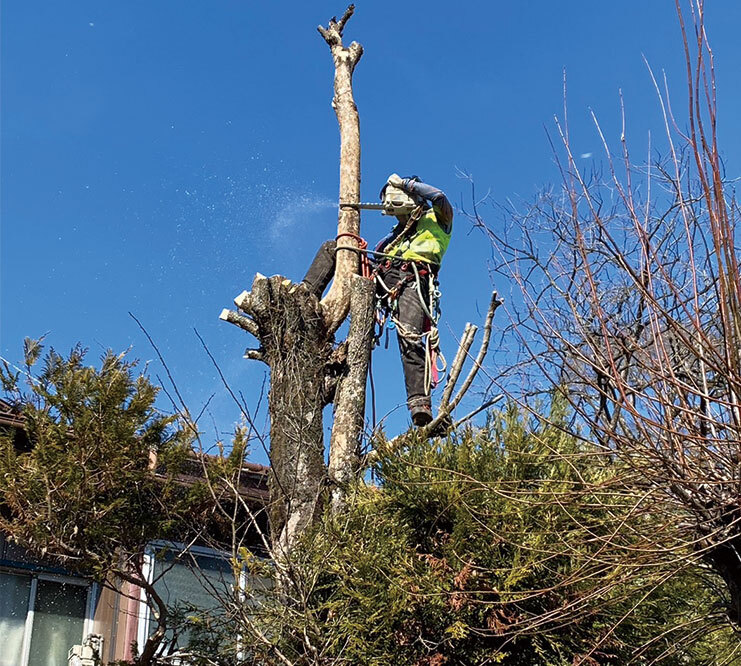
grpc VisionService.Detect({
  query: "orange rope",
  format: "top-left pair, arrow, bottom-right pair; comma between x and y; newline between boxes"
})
336,232 -> 372,279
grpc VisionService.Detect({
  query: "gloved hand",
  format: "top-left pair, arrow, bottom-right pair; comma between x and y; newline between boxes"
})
386,173 -> 404,189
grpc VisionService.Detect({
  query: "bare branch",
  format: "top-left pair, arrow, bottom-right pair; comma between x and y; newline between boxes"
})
447,291 -> 503,413
452,394 -> 504,429
336,4 -> 355,33
440,323 -> 478,409
317,5 -> 356,46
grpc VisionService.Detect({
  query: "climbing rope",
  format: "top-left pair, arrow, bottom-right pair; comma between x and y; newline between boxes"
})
380,205 -> 424,256
373,260 -> 447,395
335,232 -> 372,278
336,208 -> 447,396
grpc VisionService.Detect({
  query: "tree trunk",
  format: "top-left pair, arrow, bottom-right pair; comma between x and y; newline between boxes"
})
329,275 -> 374,512
235,276 -> 332,554
223,5 -> 370,554
707,542 -> 741,625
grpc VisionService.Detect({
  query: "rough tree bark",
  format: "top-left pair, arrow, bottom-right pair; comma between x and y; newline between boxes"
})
231,276 -> 332,557
220,6 -> 370,553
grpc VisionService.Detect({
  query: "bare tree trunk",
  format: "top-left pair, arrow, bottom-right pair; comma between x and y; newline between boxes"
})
318,6 -> 363,333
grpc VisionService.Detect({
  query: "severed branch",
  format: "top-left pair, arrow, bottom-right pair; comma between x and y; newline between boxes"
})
219,308 -> 259,337
219,290 -> 265,364
366,290 -> 503,464
233,290 -> 251,313
243,348 -> 266,363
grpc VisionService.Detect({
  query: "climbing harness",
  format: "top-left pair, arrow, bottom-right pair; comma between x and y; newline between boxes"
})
334,205 -> 447,396
332,205 -> 421,279
372,258 -> 447,395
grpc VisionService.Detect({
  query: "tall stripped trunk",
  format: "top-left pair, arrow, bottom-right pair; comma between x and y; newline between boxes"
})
318,6 -> 364,333
318,5 -> 368,513
221,5 -> 371,553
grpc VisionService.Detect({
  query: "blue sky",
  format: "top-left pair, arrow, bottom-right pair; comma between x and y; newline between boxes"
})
3,2 -> 741,463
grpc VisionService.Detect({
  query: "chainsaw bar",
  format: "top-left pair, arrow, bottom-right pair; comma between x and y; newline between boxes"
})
340,202 -> 417,215
340,202 -> 386,210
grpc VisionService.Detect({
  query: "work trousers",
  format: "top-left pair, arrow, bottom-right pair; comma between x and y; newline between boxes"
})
302,240 -> 337,298
302,240 -> 432,408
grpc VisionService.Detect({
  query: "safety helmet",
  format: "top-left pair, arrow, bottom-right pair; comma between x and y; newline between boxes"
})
378,175 -> 422,201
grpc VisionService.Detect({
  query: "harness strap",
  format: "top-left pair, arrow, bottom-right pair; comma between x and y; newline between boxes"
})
373,260 -> 447,394
332,229 -> 448,394
381,205 -> 425,256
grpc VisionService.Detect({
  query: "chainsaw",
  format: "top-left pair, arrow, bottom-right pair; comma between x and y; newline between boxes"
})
340,184 -> 418,217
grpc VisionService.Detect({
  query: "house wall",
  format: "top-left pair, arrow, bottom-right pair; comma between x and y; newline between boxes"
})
1,532 -> 261,664
92,579 -> 142,663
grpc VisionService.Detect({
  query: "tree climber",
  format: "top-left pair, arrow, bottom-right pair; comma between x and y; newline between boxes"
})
302,174 -> 453,427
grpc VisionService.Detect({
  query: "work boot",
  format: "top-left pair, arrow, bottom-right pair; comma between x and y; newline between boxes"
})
408,395 -> 433,427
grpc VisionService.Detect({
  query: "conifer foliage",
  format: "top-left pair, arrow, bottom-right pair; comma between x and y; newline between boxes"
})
0,340 -> 194,664
218,406 -> 736,664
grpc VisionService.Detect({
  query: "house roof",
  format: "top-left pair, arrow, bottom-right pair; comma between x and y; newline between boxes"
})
0,399 -> 24,429
0,398 -> 270,500
173,452 -> 269,502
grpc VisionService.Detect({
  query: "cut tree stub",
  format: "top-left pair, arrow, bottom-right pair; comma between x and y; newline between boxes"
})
238,275 -> 334,553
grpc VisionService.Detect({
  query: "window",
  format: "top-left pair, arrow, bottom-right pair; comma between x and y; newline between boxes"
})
137,544 -> 236,658
0,572 -> 30,666
0,571 -> 95,666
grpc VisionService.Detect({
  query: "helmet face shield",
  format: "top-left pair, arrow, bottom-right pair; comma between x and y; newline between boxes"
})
381,184 -> 417,216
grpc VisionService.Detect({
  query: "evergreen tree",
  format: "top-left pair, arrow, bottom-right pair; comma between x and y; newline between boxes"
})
227,405 -> 736,665
0,340 -> 196,665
